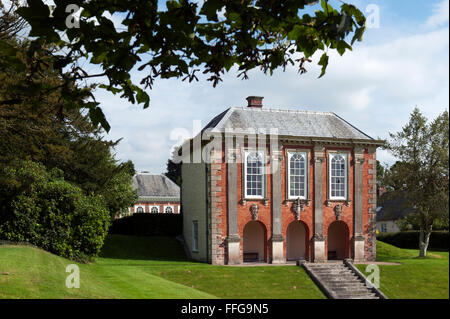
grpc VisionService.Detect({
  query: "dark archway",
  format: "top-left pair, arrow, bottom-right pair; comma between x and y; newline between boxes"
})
327,221 -> 349,260
243,221 -> 266,262
286,221 -> 308,261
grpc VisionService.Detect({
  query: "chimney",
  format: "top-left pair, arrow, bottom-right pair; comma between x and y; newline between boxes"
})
246,96 -> 263,108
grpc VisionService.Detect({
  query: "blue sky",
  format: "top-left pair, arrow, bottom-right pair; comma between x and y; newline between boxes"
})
89,0 -> 449,174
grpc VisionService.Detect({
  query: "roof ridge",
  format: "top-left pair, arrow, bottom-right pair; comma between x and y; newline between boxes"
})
230,106 -> 334,115
331,112 -> 374,140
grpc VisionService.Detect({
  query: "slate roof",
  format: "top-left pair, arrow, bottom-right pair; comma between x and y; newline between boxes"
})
376,193 -> 415,221
203,107 -> 377,141
132,173 -> 180,202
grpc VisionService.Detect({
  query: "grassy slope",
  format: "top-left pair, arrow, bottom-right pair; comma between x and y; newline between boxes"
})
356,241 -> 449,299
0,240 -> 214,299
4,236 -> 446,299
0,235 -> 324,299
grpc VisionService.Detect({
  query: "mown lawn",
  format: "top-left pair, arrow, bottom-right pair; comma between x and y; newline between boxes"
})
0,235 -> 324,299
98,235 -> 325,299
2,235 -> 447,299
356,241 -> 449,299
0,242 -> 214,299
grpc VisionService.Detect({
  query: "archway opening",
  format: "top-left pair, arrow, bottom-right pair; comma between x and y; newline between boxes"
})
327,221 -> 348,260
243,221 -> 266,262
286,221 -> 308,261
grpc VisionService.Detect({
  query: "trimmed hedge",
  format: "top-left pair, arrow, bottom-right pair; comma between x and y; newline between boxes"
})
109,213 -> 182,236
0,161 -> 110,261
377,231 -> 449,250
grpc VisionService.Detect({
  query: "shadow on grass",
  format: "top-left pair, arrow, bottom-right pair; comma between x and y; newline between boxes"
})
99,234 -> 188,262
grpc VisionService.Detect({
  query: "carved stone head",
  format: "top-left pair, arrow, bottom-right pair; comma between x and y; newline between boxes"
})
250,204 -> 259,221
292,197 -> 303,220
334,204 -> 343,220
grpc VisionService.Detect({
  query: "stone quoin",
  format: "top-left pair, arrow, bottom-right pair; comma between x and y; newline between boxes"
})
180,96 -> 384,264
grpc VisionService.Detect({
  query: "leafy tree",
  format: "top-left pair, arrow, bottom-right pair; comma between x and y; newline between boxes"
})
165,147 -> 182,186
9,0 -> 367,130
0,0 -> 25,40
0,160 -> 111,261
0,12 -> 137,219
385,108 -> 449,257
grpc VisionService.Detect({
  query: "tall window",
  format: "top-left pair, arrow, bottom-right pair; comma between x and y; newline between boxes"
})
329,153 -> 347,199
288,152 -> 307,199
150,206 -> 159,214
136,206 -> 144,213
192,221 -> 198,252
245,151 -> 265,198
164,206 -> 174,214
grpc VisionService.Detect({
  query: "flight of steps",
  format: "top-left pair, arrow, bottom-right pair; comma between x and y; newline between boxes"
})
302,262 -> 381,299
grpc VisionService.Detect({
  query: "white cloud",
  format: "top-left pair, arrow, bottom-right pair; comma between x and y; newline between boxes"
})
95,6 -> 449,173
423,0 -> 449,29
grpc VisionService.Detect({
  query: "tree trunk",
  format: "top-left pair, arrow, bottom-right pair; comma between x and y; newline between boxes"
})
419,228 -> 431,257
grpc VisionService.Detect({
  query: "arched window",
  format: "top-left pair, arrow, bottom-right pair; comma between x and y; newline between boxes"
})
164,206 -> 174,214
136,206 -> 144,213
330,154 -> 347,199
288,152 -> 307,199
150,206 -> 159,214
245,151 -> 265,198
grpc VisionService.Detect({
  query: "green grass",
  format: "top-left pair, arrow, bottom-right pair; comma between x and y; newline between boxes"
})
0,241 -> 214,299
0,235 -> 324,299
2,236 -> 447,299
356,241 -> 449,299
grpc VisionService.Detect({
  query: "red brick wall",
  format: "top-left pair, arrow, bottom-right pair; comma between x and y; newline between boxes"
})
211,143 -> 376,263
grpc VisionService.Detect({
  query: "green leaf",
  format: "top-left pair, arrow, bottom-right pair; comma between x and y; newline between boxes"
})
318,52 -> 328,78
336,40 -> 352,56
351,26 -> 365,45
88,105 -> 111,132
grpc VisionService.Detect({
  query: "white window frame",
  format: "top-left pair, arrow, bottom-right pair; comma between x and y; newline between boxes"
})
164,205 -> 175,214
150,205 -> 160,214
329,153 -> 348,200
192,220 -> 199,252
244,150 -> 265,199
135,205 -> 145,213
381,223 -> 387,233
287,151 -> 308,200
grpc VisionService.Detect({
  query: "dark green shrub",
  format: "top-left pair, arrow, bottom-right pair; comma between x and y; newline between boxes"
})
0,160 -> 110,261
110,213 -> 182,236
377,231 -> 449,250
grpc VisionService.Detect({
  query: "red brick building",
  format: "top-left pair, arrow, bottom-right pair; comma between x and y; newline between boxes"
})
129,173 -> 180,215
181,97 -> 383,264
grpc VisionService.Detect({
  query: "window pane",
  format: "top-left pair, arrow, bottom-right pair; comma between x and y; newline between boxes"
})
330,154 -> 346,198
289,153 -> 306,198
246,152 -> 264,197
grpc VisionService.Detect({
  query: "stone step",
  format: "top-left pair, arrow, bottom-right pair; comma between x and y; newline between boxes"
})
308,265 -> 346,268
303,262 -> 382,300
317,275 -> 359,281
336,295 -> 379,299
313,271 -> 352,275
327,283 -> 368,289
323,279 -> 364,284
332,287 -> 373,293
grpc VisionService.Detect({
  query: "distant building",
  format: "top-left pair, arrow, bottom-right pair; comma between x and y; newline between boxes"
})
129,172 -> 180,215
376,193 -> 414,233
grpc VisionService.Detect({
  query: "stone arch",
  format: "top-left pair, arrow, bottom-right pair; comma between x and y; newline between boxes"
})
286,220 -> 309,261
327,221 -> 349,260
243,221 -> 266,262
